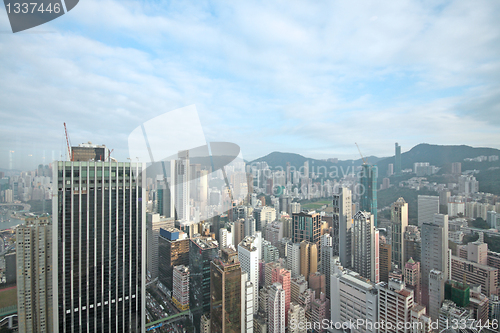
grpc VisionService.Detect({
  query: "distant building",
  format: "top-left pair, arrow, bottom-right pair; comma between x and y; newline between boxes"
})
332,187 -> 352,268
395,143 -> 401,175
172,265 -> 190,311
404,225 -> 421,263
391,197 -> 408,269
16,216 -> 53,333
292,211 -> 321,252
352,211 -> 379,283
417,195 -> 439,227
359,165 -> 378,227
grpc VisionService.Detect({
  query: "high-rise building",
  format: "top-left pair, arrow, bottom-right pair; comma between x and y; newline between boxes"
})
238,235 -> 260,311
417,195 -> 439,227
404,225 -> 421,263
310,292 -> 328,333
377,279 -> 414,333
332,187 -> 352,268
175,150 -> 190,221
331,269 -> 378,333
300,241 -> 318,282
172,265 -> 190,311
391,197 -> 408,269
146,213 -> 174,279
158,228 -> 189,290
16,216 -> 53,333
451,162 -> 462,175
395,143 -> 401,175
450,255 -> 498,297
268,282 -> 286,333
210,248 -> 242,333
404,258 -> 421,304
421,214 -> 448,310
379,242 -> 391,283
53,160 -> 145,332
320,233 -> 332,295
156,162 -> 175,218
352,211 -> 379,283
189,236 -> 218,330
308,272 -> 326,298
290,275 -> 308,305
271,267 -> 291,324
428,270 -> 445,321
292,211 -> 321,252
438,300 -> 472,332
359,164 -> 378,227
286,241 -> 301,278
288,302 -> 306,333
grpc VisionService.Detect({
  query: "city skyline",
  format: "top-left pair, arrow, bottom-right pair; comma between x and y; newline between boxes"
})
1,0 -> 500,170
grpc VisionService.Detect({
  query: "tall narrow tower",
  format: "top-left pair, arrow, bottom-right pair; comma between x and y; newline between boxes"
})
53,159 -> 146,332
395,143 -> 401,174
332,187 -> 352,268
391,197 -> 408,269
352,211 -> 379,283
359,165 -> 378,227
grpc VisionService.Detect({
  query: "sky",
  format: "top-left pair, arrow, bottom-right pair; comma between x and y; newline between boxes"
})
1,0 -> 499,170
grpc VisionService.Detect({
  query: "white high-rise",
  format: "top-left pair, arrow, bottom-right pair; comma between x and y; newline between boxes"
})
286,241 -> 301,278
417,195 -> 439,227
268,282 -> 286,333
377,279 -> 414,333
219,228 -> 233,249
238,235 -> 260,311
175,150 -> 190,221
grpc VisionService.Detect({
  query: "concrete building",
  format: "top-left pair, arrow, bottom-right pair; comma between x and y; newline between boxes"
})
379,242 -> 392,283
417,195 -> 439,227
320,233 -> 333,295
438,300 -> 472,332
391,197 -> 408,269
288,302 -> 307,333
292,211 -> 321,254
404,258 -> 421,304
310,292 -> 329,333
309,272 -> 326,298
272,267 -> 291,324
286,241 -> 301,278
200,313 -> 211,333
428,270 -> 445,321
291,275 -> 308,304
352,211 -> 379,283
377,279 -> 414,333
410,304 -> 433,333
332,187 -> 352,268
158,228 -> 190,290
16,215 -> 53,333
172,265 -> 190,311
404,225 -> 421,263
421,214 -> 448,310
268,282 -> 286,333
450,255 -> 498,297
146,213 -> 174,279
238,235 -> 260,311
331,268 -> 378,333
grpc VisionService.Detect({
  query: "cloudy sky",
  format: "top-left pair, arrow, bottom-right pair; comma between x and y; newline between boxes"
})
1,0 -> 499,170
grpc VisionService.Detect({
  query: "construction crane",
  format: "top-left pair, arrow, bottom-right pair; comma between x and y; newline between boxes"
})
108,149 -> 114,161
63,122 -> 73,161
355,142 -> 367,165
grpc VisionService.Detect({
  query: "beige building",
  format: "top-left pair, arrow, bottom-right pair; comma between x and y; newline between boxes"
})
300,241 -> 318,282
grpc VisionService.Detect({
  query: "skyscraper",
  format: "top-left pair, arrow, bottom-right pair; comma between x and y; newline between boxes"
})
359,164 -> 378,227
352,211 -> 379,283
189,236 -> 218,330
158,228 -> 189,290
391,197 -> 408,269
53,160 -> 146,332
332,187 -> 352,268
271,267 -> 291,324
16,215 -> 53,333
395,143 -> 401,174
268,282 -> 286,333
379,242 -> 391,283
210,248 -> 242,333
292,211 -> 321,251
175,150 -> 190,221
172,265 -> 190,311
300,241 -> 318,282
421,214 -> 448,312
238,235 -> 260,312
377,279 -> 414,333
417,195 -> 439,227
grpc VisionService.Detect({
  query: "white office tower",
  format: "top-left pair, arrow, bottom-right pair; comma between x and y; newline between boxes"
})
333,187 -> 352,268
286,241 -> 301,278
268,282 -> 286,333
352,211 -> 379,283
428,270 -> 445,321
175,150 -> 190,221
391,197 -> 408,270
260,206 -> 277,229
288,302 -> 306,333
219,228 -> 233,249
417,195 -> 439,227
438,300 -> 473,332
241,274 -> 254,333
421,214 -> 448,312
146,213 -> 174,279
320,233 -> 333,297
331,269 -> 378,333
377,279 -> 414,333
16,216 -> 53,333
238,236 -> 260,312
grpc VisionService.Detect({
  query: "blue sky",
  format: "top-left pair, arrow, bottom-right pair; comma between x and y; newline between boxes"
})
1,0 -> 500,170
